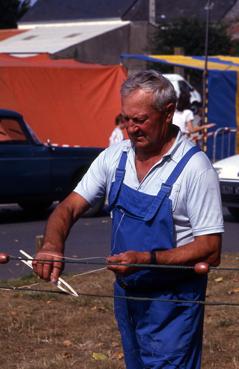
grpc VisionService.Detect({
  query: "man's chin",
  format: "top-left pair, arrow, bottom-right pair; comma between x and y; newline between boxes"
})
131,136 -> 146,145
132,140 -> 150,150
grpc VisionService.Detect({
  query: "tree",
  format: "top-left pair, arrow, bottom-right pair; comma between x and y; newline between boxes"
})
151,17 -> 234,56
0,0 -> 30,29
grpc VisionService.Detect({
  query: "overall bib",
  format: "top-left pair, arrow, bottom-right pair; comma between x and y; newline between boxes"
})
108,146 -> 207,369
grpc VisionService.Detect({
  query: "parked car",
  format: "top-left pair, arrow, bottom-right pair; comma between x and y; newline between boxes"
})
0,109 -> 104,214
213,154 -> 239,219
163,73 -> 202,113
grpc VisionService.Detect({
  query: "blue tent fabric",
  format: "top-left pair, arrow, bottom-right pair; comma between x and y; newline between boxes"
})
208,71 -> 237,128
208,71 -> 237,159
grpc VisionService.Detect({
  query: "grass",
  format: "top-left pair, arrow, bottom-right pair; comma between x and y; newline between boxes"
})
0,253 -> 239,369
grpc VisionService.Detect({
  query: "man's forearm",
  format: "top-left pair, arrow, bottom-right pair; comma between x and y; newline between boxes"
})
42,192 -> 91,252
42,205 -> 73,252
107,234 -> 222,275
153,234 -> 222,267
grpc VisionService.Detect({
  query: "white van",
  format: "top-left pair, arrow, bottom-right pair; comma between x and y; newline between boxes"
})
163,73 -> 202,111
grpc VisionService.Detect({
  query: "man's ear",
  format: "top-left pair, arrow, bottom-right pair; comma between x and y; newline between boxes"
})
164,103 -> 176,123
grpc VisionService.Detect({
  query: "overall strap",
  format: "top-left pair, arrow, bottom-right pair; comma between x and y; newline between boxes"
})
144,145 -> 201,221
165,145 -> 201,186
108,150 -> 128,208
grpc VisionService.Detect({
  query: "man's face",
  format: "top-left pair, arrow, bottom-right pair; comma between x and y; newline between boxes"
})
121,89 -> 172,153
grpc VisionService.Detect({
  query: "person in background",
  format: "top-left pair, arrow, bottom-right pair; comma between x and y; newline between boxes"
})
32,70 -> 223,369
173,87 -> 195,134
109,113 -> 125,146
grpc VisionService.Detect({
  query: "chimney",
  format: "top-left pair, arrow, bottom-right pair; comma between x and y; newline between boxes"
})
149,0 -> 157,26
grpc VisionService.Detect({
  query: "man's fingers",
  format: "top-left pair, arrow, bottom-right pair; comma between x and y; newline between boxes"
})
33,251 -> 63,281
42,262 -> 52,281
50,262 -> 63,283
36,262 -> 44,279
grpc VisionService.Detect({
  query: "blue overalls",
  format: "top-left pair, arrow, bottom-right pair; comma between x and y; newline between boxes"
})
108,146 -> 207,369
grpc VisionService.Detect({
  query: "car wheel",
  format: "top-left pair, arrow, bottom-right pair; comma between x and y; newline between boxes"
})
228,207 -> 239,220
18,200 -> 53,213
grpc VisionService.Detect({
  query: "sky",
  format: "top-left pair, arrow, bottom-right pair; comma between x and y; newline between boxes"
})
21,0 -> 38,5
20,0 -> 38,4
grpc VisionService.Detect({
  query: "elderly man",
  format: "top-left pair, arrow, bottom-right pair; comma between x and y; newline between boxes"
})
33,70 -> 224,369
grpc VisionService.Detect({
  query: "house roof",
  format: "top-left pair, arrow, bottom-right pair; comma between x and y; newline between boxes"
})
0,20 -> 129,54
19,0 -> 237,24
20,0 -> 141,23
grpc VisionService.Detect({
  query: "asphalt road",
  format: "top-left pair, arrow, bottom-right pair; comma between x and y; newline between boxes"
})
0,204 -> 238,281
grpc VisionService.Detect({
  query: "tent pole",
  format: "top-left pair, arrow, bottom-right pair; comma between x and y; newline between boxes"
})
202,0 -> 213,152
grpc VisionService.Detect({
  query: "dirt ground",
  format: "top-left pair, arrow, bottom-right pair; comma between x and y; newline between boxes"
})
0,253 -> 239,369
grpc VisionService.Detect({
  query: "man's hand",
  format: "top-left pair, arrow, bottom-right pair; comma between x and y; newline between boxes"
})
106,250 -> 150,276
32,246 -> 64,283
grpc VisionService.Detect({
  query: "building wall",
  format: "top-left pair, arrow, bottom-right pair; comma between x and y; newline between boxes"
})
54,22 -> 150,70
54,24 -> 130,65
126,21 -> 149,73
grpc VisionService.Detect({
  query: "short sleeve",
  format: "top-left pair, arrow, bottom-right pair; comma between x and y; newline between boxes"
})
73,141 -> 131,206
74,150 -> 108,206
186,166 -> 224,236
185,109 -> 194,122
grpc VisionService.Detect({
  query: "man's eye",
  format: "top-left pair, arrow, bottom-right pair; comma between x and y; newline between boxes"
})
134,118 -> 144,124
122,115 -> 148,124
132,117 -> 147,124
122,116 -> 129,122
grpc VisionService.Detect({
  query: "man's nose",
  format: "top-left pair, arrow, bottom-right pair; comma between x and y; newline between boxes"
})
127,123 -> 140,132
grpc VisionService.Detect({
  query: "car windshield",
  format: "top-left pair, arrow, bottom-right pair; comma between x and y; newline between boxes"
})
25,122 -> 41,144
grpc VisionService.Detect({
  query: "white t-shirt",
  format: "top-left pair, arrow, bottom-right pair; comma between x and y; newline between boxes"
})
74,132 -> 224,247
109,127 -> 124,146
173,109 -> 194,133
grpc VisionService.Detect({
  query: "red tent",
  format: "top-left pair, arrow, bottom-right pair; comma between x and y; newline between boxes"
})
0,53 -> 127,147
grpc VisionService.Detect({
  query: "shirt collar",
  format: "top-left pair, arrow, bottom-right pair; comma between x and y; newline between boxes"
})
128,129 -> 188,165
163,130 -> 185,162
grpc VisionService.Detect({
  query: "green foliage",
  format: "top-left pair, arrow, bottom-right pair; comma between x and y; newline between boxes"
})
0,0 -> 30,29
151,17 -> 235,56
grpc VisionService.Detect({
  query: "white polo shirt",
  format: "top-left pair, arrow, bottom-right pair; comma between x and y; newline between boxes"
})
173,109 -> 194,133
109,127 -> 124,146
74,131 -> 224,246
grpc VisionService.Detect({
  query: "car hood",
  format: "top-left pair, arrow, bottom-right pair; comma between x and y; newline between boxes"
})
213,154 -> 239,180
48,144 -> 104,155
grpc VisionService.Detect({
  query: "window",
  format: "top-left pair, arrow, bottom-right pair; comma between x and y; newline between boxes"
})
22,35 -> 38,41
0,119 -> 28,143
65,33 -> 81,38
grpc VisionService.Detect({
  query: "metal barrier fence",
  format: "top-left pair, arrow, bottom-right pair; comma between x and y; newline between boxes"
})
189,125 -> 239,162
212,127 -> 238,162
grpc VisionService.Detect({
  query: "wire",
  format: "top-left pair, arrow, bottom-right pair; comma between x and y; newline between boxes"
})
0,284 -> 239,306
8,255 -> 239,272
2,254 -> 238,306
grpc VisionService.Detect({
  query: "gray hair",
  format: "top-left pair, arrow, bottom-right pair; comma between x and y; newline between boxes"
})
121,69 -> 177,111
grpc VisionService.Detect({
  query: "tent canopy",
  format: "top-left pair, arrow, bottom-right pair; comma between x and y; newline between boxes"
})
0,53 -> 126,147
121,53 -> 239,71
121,53 -> 239,130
